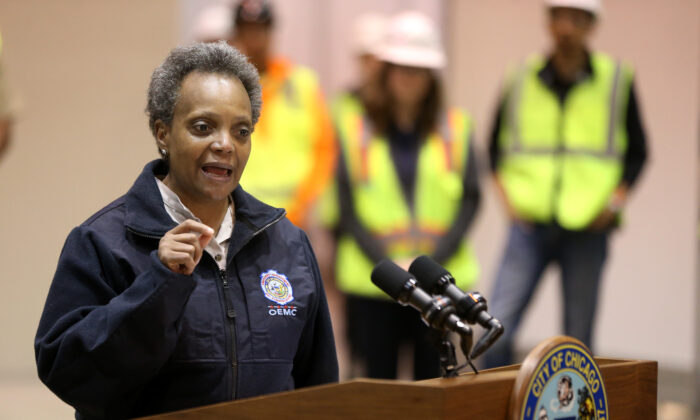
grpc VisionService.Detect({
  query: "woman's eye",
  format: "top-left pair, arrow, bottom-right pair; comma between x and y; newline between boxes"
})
238,128 -> 250,137
193,123 -> 210,133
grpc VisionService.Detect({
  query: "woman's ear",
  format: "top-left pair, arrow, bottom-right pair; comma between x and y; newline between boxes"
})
154,120 -> 169,152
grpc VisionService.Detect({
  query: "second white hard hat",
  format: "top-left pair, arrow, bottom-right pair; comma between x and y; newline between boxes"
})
353,13 -> 387,56
193,4 -> 233,42
545,0 -> 602,16
377,11 -> 445,70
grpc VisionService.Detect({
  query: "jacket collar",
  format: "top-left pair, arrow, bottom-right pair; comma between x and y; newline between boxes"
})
125,160 -> 286,241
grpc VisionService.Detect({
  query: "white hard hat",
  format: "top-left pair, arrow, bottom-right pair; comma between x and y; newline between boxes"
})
193,4 -> 233,42
545,0 -> 602,16
353,13 -> 387,56
377,11 -> 445,70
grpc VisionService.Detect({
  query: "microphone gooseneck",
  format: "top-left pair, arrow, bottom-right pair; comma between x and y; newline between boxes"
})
409,255 -> 504,360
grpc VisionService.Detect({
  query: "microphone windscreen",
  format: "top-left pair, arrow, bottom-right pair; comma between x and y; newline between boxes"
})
408,255 -> 450,292
371,259 -> 413,300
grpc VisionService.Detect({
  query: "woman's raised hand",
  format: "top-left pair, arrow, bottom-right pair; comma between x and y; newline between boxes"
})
158,220 -> 215,275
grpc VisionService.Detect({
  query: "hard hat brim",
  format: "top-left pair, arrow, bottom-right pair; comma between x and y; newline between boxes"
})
545,0 -> 601,16
379,47 -> 445,70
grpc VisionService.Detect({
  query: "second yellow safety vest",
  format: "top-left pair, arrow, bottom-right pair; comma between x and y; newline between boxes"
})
331,94 -> 479,298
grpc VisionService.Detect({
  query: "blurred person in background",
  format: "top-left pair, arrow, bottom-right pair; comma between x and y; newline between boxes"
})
229,0 -> 336,230
344,12 -> 387,113
0,29 -> 13,162
192,3 -> 234,43
484,0 -> 648,368
323,11 -> 481,380
35,42 -> 338,419
319,12 -> 387,377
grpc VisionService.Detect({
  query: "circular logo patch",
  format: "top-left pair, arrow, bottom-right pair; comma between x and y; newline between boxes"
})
260,270 -> 294,305
511,337 -> 608,420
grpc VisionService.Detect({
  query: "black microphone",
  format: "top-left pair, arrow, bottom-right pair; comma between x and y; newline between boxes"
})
371,259 -> 473,355
408,255 -> 504,360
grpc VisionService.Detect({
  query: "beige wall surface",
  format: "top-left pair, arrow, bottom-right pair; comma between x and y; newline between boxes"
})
0,0 -> 178,380
447,0 -> 699,371
179,0 -> 443,96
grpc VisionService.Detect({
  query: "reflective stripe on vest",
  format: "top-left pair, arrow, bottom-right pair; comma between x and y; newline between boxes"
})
499,53 -> 632,229
333,98 -> 479,297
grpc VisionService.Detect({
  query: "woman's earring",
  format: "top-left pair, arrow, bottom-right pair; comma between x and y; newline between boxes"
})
160,148 -> 168,158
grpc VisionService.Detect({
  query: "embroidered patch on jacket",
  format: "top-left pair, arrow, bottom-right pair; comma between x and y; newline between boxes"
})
260,269 -> 294,305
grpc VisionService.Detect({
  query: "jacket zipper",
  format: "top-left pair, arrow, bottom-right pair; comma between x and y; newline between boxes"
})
217,212 -> 283,399
219,268 -> 238,400
129,213 -> 285,401
131,224 -> 242,400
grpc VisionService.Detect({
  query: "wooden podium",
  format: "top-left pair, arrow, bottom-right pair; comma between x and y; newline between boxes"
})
141,357 -> 656,419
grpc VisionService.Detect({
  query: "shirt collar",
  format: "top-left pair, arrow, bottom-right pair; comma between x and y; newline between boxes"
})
155,177 -> 233,244
124,160 -> 285,244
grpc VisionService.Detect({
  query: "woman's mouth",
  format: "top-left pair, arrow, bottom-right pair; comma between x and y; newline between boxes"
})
201,163 -> 233,180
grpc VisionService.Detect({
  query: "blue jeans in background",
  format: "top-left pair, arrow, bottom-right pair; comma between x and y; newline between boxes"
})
482,222 -> 608,368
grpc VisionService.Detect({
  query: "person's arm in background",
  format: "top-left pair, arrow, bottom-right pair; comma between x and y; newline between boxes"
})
0,55 -> 13,162
286,84 -> 337,228
0,117 -> 11,160
336,148 -> 387,263
292,231 -> 339,387
589,80 -> 649,230
431,138 -> 481,264
488,92 -> 523,224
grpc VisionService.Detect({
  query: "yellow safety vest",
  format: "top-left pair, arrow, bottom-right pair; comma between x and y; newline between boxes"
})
498,53 -> 633,230
240,58 -> 335,227
331,93 -> 479,298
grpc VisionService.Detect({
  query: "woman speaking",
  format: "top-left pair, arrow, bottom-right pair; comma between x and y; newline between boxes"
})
35,42 -> 338,419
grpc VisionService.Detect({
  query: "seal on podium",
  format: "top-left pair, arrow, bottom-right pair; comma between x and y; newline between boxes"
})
509,336 -> 608,420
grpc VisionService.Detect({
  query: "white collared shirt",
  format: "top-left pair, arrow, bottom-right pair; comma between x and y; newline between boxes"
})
155,178 -> 233,270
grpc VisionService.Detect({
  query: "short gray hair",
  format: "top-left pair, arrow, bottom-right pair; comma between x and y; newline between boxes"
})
146,41 -> 262,138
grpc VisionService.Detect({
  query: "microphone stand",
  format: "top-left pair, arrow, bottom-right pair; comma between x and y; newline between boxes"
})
432,331 -> 459,378
430,330 -> 479,378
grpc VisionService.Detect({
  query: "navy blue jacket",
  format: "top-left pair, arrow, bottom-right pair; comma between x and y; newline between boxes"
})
35,160 -> 338,419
